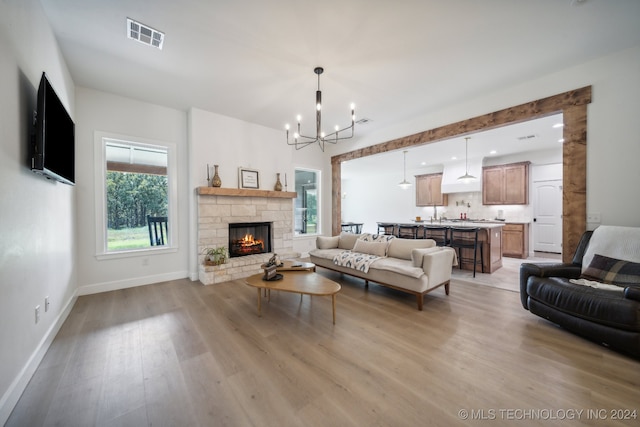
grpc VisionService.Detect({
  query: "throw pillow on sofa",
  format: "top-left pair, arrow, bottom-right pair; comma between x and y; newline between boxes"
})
388,238 -> 435,260
358,233 -> 395,243
581,253 -> 640,286
338,232 -> 361,250
353,239 -> 389,257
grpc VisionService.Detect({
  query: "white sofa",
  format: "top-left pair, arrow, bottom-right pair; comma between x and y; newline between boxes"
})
309,232 -> 457,310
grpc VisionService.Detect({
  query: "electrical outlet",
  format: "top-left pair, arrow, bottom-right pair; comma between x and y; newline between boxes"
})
587,212 -> 601,223
35,305 -> 40,324
45,296 -> 50,312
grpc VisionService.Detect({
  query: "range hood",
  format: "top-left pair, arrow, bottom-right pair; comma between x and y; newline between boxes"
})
440,159 -> 483,194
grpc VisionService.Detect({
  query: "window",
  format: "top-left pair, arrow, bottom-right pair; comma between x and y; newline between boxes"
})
294,168 -> 320,235
95,132 -> 177,257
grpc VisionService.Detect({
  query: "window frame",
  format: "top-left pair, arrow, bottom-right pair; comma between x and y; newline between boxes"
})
293,167 -> 321,237
94,131 -> 178,259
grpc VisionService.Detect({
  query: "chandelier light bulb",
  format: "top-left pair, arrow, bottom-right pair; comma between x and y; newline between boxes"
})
335,125 -> 339,131
285,124 -> 290,130
316,103 -> 321,111
296,115 -> 302,122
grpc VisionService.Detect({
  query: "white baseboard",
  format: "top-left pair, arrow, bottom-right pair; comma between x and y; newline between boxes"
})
0,289 -> 78,426
77,270 -> 190,295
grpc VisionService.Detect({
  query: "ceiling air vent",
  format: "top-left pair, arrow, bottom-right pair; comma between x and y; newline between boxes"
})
356,118 -> 372,125
127,18 -> 164,50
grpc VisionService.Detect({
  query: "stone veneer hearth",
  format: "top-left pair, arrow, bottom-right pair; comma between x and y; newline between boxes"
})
197,187 -> 297,285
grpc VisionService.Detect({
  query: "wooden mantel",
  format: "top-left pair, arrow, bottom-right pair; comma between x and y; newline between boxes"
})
197,187 -> 297,199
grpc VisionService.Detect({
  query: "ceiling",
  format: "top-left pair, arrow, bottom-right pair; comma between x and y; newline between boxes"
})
40,0 -> 640,141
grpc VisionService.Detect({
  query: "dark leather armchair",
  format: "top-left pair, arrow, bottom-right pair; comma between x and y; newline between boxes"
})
520,230 -> 640,359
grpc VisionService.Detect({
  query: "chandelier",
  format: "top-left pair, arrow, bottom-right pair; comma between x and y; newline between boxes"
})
285,67 -> 355,152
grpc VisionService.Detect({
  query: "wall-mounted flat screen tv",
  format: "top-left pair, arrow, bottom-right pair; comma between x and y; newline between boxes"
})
31,72 -> 75,185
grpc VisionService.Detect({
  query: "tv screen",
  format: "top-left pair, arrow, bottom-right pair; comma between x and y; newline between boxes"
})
31,72 -> 75,185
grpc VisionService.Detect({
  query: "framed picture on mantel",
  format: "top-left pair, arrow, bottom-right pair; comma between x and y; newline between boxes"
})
239,167 -> 259,189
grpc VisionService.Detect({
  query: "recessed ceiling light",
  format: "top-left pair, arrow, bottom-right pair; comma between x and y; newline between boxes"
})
552,123 -> 564,128
421,161 -> 426,166
489,150 -> 497,155
451,156 -> 457,160
127,18 -> 164,50
558,138 -> 565,143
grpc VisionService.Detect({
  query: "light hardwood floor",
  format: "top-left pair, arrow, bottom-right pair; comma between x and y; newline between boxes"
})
450,252 -> 563,292
8,266 -> 640,426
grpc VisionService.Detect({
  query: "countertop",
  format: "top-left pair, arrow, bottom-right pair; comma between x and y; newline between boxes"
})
392,220 -> 506,229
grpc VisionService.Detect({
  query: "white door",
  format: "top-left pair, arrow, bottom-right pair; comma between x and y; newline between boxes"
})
533,179 -> 562,253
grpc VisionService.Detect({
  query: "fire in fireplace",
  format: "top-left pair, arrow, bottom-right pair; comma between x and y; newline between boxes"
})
228,222 -> 272,257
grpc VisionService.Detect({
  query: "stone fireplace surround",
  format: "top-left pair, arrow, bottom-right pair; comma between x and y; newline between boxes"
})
197,187 -> 297,285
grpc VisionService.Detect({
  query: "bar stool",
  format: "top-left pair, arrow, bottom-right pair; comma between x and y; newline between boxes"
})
341,222 -> 363,234
377,222 -> 396,236
397,224 -> 419,239
448,227 -> 484,277
423,225 -> 449,246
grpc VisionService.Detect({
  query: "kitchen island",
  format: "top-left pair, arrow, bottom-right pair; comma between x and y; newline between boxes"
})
379,220 -> 504,273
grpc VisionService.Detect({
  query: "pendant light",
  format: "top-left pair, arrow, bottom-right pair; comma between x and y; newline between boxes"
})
398,150 -> 411,189
457,137 -> 477,183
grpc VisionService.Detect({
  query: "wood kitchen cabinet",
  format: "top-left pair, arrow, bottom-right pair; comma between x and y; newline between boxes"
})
502,223 -> 529,258
415,173 -> 448,206
482,161 -> 530,205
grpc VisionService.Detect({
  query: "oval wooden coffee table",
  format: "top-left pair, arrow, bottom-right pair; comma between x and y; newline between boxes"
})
244,271 -> 341,324
276,260 -> 316,272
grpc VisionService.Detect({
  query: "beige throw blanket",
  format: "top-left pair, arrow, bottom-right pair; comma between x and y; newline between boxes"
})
333,251 -> 380,273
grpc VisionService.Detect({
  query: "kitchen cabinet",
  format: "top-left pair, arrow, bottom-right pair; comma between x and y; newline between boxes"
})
482,161 -> 530,205
502,223 -> 529,258
416,173 -> 448,206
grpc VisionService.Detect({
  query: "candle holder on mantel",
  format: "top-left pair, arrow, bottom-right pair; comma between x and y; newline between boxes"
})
274,173 -> 283,191
211,164 -> 222,188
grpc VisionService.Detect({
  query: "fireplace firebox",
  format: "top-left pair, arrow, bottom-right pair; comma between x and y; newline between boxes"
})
228,222 -> 272,258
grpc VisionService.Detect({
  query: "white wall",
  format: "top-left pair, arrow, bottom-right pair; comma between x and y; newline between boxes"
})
74,88 -> 190,293
0,1 -> 77,423
327,45 -> 640,234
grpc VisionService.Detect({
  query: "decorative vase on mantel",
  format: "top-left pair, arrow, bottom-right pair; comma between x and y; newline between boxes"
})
274,173 -> 283,191
211,164 -> 222,188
